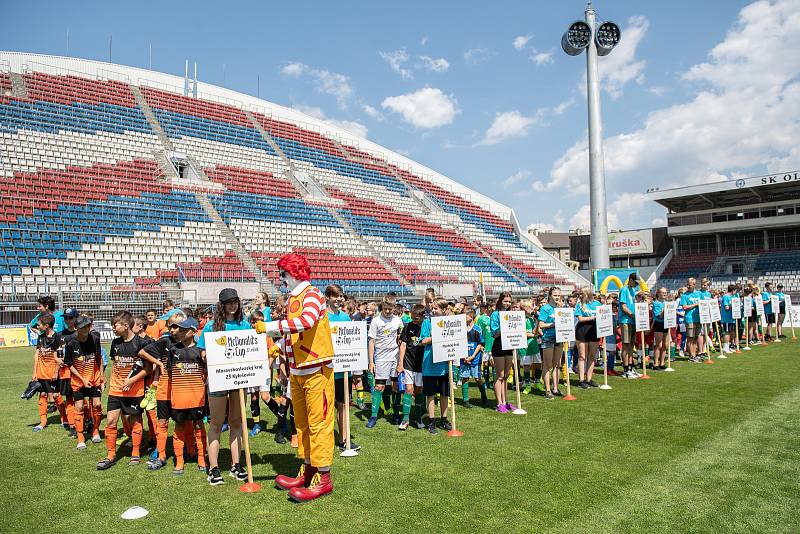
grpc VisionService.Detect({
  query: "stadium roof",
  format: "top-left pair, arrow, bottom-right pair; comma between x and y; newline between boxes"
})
645,170 -> 800,212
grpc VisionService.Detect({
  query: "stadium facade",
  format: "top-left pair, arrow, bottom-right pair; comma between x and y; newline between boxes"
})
647,172 -> 800,295
0,52 -> 587,306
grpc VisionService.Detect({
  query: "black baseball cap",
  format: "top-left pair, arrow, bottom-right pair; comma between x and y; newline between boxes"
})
218,288 -> 239,303
74,315 -> 92,329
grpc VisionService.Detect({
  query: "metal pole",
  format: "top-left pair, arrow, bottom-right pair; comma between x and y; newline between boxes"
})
109,34 -> 112,63
66,28 -> 70,55
257,74 -> 260,98
585,5 -> 610,271
149,43 -> 152,70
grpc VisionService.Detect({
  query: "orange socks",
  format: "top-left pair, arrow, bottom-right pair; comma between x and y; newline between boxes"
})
194,425 -> 208,468
122,416 -> 132,438
156,420 -> 168,461
55,394 -> 67,424
74,409 -> 85,443
146,409 -> 157,443
38,395 -> 48,427
105,425 -> 118,460
66,398 -> 75,427
184,421 -> 197,457
172,425 -> 185,470
92,407 -> 102,437
131,420 -> 143,458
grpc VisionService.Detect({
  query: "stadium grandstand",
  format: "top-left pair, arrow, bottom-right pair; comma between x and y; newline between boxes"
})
0,51 -> 586,309
647,171 -> 800,297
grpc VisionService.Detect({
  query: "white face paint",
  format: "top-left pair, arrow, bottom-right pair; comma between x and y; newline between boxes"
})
280,270 -> 302,292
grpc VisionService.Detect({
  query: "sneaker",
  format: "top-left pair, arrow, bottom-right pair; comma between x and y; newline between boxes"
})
545,391 -> 555,400
496,404 -> 508,413
427,422 -> 438,435
438,419 -> 453,431
47,403 -> 57,414
579,381 -> 589,389
198,465 -> 208,474
413,419 -> 426,430
534,381 -> 545,392
32,425 -> 44,432
96,457 -> 116,470
91,434 -> 102,444
149,449 -> 159,462
365,416 -> 378,429
69,427 -> 77,439
173,468 -> 184,476
587,380 -> 599,388
229,463 -> 248,482
207,466 -> 224,485
76,442 -> 86,450
355,399 -> 366,410
398,420 -> 409,431
249,423 -> 262,438
147,458 -> 166,471
630,370 -> 641,378
85,419 -> 94,435
463,401 -> 473,409
553,390 -> 563,397
505,403 -> 517,412
523,385 -> 532,395
338,440 -> 361,451
116,435 -> 128,446
274,432 -> 287,445
392,415 -> 402,425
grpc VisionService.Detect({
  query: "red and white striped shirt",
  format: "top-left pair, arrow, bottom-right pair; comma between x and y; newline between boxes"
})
277,281 -> 332,375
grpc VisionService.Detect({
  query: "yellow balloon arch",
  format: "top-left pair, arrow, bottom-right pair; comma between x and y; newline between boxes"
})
598,275 -> 649,295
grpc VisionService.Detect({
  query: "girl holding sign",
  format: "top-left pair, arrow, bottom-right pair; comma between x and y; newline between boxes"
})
651,288 -> 669,370
489,292 -> 516,412
537,287 -> 564,400
574,287 -> 600,389
197,288 -> 251,486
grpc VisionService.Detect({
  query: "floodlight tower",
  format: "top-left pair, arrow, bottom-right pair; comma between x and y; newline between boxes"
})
562,2 -> 620,271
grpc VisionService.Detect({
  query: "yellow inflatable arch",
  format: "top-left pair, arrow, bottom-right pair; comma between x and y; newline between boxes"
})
598,275 -> 649,295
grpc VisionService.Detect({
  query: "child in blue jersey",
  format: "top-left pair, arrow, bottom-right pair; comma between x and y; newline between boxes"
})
574,287 -> 601,388
538,287 -> 564,400
618,273 -> 640,378
651,288 -> 669,369
676,288 -> 686,357
720,284 -> 736,353
697,278 -> 713,357
761,282 -> 774,341
775,284 -> 786,339
460,308 -> 487,408
680,277 -> 703,362
419,298 -> 452,434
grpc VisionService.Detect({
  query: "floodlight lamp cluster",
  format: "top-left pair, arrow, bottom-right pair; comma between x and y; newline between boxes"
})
561,20 -> 620,56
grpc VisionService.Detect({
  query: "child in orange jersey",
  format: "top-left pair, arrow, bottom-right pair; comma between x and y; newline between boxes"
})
31,314 -> 65,432
96,311 -> 148,469
63,315 -> 104,450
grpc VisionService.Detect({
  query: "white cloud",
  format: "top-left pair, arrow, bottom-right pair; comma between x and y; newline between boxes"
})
281,62 -> 306,77
531,51 -> 554,66
418,55 -> 450,72
596,15 -> 649,99
552,98 -> 575,115
281,62 -> 353,108
361,104 -> 384,121
651,217 -> 666,227
503,170 -> 530,189
513,35 -> 533,50
420,36 -> 429,46
464,47 -> 494,65
381,87 -> 460,129
647,86 -> 666,96
292,105 -> 368,139
477,110 -> 543,146
528,210 -> 565,232
544,0 -> 800,228
379,49 -> 412,79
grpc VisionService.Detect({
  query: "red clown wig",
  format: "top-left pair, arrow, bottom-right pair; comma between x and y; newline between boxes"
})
277,253 -> 311,282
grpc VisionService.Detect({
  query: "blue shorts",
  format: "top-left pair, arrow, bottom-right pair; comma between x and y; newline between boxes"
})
459,364 -> 481,379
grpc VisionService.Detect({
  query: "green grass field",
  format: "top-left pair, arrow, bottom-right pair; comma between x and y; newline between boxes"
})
1,342 -> 799,533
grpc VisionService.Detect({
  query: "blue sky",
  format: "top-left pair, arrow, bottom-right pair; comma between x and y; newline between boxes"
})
3,0 -> 798,233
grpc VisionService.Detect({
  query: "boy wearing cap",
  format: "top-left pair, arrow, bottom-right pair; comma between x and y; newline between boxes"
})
63,315 -> 104,449
97,311 -> 148,469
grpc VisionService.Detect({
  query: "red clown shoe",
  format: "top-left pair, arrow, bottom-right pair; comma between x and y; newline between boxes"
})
275,464 -> 316,490
289,471 -> 333,502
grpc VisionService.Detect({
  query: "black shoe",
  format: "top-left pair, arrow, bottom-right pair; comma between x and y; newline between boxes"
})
587,380 -> 599,388
230,463 -> 248,482
338,440 -> 361,452
413,419 -> 426,430
481,396 -> 488,406
85,418 -> 94,436
21,380 -> 43,400
274,432 -> 287,445
438,418 -> 453,431
463,401 -> 473,409
96,457 -> 117,470
553,390 -> 563,397
47,403 -> 57,414
69,427 -> 77,439
579,381 -> 589,389
427,422 -> 438,434
147,458 -> 166,471
207,466 -> 224,485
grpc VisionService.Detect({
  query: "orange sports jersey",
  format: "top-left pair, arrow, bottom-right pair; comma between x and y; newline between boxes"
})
34,332 -> 62,380
142,335 -> 180,401
58,330 -> 76,379
167,343 -> 206,410
144,321 -> 164,341
108,335 -> 146,397
63,332 -> 103,389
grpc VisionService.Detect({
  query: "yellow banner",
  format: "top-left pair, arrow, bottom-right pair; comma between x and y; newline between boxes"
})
0,326 -> 31,348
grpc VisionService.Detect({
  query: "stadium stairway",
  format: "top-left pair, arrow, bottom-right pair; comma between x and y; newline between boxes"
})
9,72 -> 27,99
193,192 -> 277,293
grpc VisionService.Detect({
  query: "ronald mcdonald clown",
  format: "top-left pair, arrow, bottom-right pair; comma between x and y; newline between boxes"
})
257,253 -> 335,502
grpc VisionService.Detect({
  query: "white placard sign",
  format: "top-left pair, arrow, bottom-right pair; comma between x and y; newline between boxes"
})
783,300 -> 799,328
663,301 -> 677,329
204,329 -> 269,393
732,297 -> 742,320
635,302 -> 650,332
596,305 -> 614,338
432,314 -> 468,363
500,310 -> 528,350
770,295 -> 780,314
785,294 -> 793,312
743,296 -> 753,317
755,296 -> 765,316
709,299 -> 722,323
698,300 -> 712,324
554,307 -> 576,342
330,321 -> 368,373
